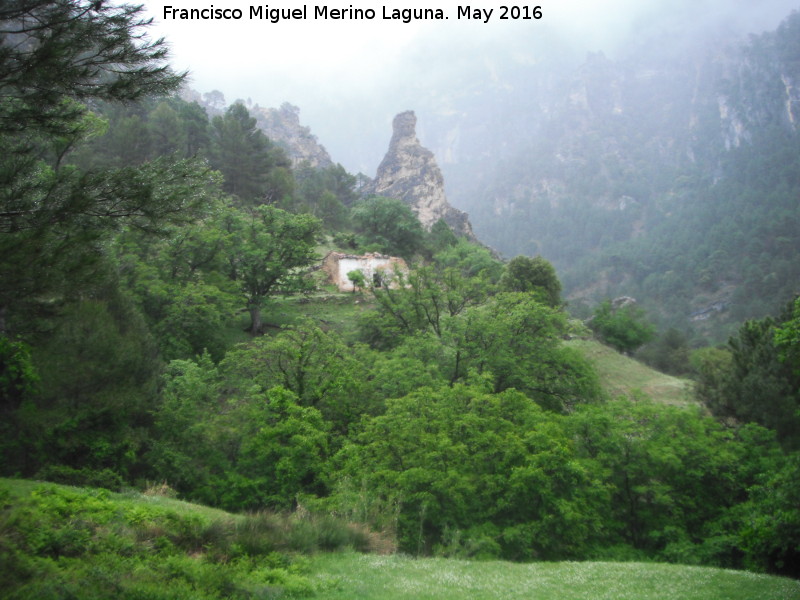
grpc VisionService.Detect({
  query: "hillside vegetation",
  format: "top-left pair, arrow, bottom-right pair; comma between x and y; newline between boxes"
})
1,1 -> 799,590
3,478 -> 799,600
445,12 -> 800,342
0,478 -> 377,599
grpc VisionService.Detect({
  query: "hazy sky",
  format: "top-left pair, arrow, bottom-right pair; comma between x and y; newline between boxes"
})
145,0 -> 651,101
142,1 -> 799,171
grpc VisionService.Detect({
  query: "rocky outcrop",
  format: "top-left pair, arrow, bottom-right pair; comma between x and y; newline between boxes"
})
364,111 -> 476,239
251,102 -> 334,169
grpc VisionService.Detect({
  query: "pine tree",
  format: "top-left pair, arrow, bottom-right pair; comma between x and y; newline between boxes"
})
0,1 -> 208,333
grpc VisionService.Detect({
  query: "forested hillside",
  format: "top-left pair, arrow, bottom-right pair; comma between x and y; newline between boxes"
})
436,11 -> 800,341
1,2 -> 799,597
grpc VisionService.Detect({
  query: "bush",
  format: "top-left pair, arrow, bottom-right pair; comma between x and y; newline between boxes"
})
0,481 -> 329,599
35,465 -> 124,492
589,299 -> 655,354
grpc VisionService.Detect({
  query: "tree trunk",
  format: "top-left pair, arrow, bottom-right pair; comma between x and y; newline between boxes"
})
249,304 -> 262,334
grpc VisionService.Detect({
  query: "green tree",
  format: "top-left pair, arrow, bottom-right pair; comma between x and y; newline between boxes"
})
17,286 -> 163,479
220,321 -> 369,435
696,311 -> 800,448
176,99 -> 211,157
69,103 -> 151,168
0,335 -> 39,473
364,339 -> 445,402
147,100 -> 186,157
454,293 -> 601,411
209,103 -> 292,205
426,218 -> 458,254
774,296 -> 800,375
222,206 -> 321,333
0,0 -> 211,483
335,385 -> 607,559
347,269 -> 366,293
0,336 -> 37,414
351,196 -> 425,258
499,255 -> 562,307
637,327 -> 691,375
235,386 -> 330,508
737,451 -> 800,577
146,353 -> 224,499
71,97 -> 212,168
362,290 -> 600,411
361,252 -> 497,347
150,355 -> 330,511
589,299 -> 656,354
294,163 -> 356,229
0,1 -> 183,139
0,0 -> 211,335
434,238 -> 503,283
113,198 -> 238,361
570,398 -> 778,563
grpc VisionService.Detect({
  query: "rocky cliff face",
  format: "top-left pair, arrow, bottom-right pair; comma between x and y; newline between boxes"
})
440,11 -> 800,258
364,111 -> 476,239
251,103 -> 333,169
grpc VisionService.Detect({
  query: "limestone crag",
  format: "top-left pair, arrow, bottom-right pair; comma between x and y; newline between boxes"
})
365,111 -> 476,239
252,102 -> 334,168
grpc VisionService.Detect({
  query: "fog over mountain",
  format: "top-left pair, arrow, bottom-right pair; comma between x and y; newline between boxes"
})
147,1 -> 798,173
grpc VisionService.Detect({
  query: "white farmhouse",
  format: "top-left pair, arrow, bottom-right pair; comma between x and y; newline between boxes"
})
322,251 -> 408,292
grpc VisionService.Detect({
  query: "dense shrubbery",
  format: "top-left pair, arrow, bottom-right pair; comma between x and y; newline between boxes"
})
0,480 -> 377,599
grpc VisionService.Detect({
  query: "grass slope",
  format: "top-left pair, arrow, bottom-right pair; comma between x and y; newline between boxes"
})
567,339 -> 694,406
308,553 -> 800,600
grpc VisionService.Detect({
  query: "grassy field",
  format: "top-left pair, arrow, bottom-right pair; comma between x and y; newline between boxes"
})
566,338 -> 695,406
308,552 -> 800,600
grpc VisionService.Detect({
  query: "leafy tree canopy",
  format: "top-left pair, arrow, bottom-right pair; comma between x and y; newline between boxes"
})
499,255 -> 562,307
696,303 -> 800,448
221,205 -> 321,333
774,296 -> 800,375
589,299 -> 656,354
219,320 -> 370,435
0,0 -> 184,138
351,195 -> 425,259
335,385 -> 606,559
0,0 -> 210,333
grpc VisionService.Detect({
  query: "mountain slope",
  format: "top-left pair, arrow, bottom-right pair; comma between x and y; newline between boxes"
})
434,10 -> 800,340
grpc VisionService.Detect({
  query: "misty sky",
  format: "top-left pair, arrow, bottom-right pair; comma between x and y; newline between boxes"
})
143,0 -> 800,172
